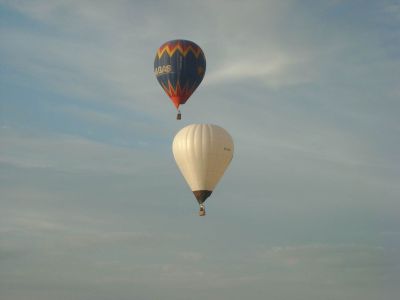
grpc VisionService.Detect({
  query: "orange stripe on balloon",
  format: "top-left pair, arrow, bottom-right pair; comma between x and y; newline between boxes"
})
160,80 -> 195,108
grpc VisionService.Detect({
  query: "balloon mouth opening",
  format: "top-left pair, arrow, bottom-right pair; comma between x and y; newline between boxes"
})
193,190 -> 212,204
170,96 -> 189,109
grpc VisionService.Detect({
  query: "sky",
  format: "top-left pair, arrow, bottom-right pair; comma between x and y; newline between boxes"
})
0,0 -> 400,299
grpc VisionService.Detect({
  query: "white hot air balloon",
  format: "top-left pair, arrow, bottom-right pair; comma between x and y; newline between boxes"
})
172,124 -> 234,216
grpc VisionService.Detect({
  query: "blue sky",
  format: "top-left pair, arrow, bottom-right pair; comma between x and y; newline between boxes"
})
1,0 -> 400,299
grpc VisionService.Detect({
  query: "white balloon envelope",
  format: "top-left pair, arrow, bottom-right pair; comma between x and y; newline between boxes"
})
172,124 -> 234,211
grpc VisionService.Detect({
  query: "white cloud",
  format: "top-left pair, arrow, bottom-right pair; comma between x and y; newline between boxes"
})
0,0 -> 322,112
205,53 -> 317,88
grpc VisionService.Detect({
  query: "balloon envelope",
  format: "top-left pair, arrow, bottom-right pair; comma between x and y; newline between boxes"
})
172,124 -> 234,204
154,40 -> 206,110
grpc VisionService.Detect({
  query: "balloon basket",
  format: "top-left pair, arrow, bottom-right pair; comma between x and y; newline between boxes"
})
199,205 -> 206,216
176,112 -> 182,120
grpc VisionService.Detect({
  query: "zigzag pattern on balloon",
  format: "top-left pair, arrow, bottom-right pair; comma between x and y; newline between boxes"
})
156,41 -> 203,59
160,80 -> 196,108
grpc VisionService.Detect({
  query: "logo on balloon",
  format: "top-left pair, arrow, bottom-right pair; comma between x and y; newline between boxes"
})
154,65 -> 172,77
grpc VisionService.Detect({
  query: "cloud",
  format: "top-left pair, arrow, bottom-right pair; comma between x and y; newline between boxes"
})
0,244 -> 26,261
102,242 -> 389,289
0,1 -> 399,299
0,0 -> 319,112
178,251 -> 204,262
0,208 -> 189,252
258,243 -> 386,268
243,243 -> 390,289
0,128 -> 168,174
206,54 -> 312,87
384,2 -> 400,20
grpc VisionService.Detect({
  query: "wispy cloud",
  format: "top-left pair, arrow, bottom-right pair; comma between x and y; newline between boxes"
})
384,2 -> 400,20
206,54 -> 313,87
0,128 -> 167,174
257,243 -> 386,268
1,1 -> 399,299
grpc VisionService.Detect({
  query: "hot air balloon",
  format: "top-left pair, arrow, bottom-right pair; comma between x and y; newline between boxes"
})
154,40 -> 206,120
172,124 -> 234,216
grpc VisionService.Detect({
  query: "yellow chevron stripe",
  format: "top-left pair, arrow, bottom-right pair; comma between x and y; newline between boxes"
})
156,44 -> 203,59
